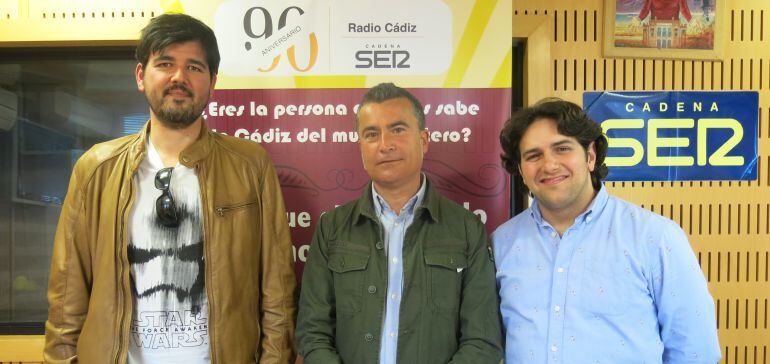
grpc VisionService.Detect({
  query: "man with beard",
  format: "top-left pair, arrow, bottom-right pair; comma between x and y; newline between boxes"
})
44,14 -> 296,363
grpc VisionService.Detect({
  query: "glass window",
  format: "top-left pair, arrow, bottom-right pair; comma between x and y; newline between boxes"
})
0,49 -> 148,333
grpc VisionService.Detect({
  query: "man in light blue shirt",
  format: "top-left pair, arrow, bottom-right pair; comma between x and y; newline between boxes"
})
493,98 -> 721,363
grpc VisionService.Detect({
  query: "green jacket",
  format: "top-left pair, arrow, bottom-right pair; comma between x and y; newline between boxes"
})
297,179 -> 502,364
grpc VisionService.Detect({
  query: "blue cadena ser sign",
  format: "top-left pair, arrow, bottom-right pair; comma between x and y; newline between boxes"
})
583,91 -> 758,181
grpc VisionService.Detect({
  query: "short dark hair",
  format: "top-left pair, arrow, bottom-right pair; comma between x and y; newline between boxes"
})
499,98 -> 608,190
355,83 -> 425,130
136,13 -> 220,79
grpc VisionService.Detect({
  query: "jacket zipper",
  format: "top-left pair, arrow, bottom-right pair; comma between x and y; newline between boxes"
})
215,201 -> 258,216
114,171 -> 137,363
197,165 -> 217,364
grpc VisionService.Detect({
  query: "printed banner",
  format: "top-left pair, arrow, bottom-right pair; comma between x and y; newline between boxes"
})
213,0 -> 452,75
206,88 -> 510,277
182,0 -> 512,89
583,91 -> 758,181
185,0 -> 512,276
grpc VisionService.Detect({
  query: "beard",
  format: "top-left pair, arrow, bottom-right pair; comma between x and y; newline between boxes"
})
148,84 -> 208,130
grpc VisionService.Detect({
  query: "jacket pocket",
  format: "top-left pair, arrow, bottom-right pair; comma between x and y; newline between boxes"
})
215,200 -> 258,216
424,249 -> 467,312
328,244 -> 370,314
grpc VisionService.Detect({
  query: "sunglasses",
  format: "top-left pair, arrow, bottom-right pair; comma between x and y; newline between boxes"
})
154,167 -> 179,227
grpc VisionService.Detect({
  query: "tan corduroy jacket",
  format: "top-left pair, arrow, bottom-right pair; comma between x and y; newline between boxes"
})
44,121 -> 296,363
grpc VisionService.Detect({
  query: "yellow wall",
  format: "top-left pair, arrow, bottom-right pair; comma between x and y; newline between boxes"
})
0,336 -> 44,363
0,0 -> 167,47
514,0 -> 770,361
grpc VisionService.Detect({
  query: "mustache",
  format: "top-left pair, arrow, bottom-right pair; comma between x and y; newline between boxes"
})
164,84 -> 193,97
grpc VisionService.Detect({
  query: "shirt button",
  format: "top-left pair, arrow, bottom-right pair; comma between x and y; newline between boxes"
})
389,332 -> 396,338
391,294 -> 397,300
557,267 -> 565,273
550,231 -> 557,238
554,305 -> 561,312
551,345 -> 558,352
392,257 -> 398,264
586,216 -> 592,222
364,333 -> 374,342
367,285 -> 377,294
375,242 -> 384,250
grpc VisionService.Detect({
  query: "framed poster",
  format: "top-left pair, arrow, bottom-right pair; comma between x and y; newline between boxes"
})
604,0 -> 724,60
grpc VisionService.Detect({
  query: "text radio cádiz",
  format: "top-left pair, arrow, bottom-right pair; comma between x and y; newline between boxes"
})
348,22 -> 417,33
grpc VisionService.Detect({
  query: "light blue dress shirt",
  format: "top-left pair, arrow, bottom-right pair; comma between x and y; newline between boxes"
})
492,186 -> 720,364
372,180 -> 426,364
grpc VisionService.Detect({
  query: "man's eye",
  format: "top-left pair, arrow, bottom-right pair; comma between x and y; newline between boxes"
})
393,127 -> 406,134
364,132 -> 378,139
556,146 -> 571,152
188,65 -> 204,72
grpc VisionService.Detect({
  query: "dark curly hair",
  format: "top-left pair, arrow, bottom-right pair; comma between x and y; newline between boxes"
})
499,98 -> 608,190
136,13 -> 220,79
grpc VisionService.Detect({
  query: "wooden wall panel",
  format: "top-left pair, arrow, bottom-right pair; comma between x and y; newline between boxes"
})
515,0 -> 770,360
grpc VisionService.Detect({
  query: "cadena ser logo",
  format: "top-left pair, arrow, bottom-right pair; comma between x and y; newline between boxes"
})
584,91 -> 758,181
214,0 -> 451,76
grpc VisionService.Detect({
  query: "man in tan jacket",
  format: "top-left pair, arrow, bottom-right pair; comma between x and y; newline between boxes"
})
44,13 -> 296,363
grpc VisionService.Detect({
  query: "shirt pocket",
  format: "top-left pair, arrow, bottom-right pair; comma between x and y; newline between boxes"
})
327,243 -> 370,314
424,248 -> 467,313
579,262 -> 643,316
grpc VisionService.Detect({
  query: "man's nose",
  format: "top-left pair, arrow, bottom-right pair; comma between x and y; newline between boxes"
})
543,152 -> 559,170
170,67 -> 188,83
379,132 -> 395,151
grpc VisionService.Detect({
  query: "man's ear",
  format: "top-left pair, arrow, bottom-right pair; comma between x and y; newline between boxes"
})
209,73 -> 218,92
420,129 -> 429,154
586,141 -> 597,171
135,63 -> 145,92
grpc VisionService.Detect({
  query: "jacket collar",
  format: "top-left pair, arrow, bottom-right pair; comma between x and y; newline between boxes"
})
128,119 -> 213,169
355,176 -> 441,225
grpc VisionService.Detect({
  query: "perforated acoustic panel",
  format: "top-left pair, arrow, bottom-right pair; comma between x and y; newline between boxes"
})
513,0 -> 770,362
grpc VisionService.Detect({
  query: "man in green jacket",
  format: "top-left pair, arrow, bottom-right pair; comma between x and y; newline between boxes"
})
296,83 -> 502,364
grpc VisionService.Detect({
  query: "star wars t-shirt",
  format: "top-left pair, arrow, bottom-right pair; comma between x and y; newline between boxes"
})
126,140 -> 210,363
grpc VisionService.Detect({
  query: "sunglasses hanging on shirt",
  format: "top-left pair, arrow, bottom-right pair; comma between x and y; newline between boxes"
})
154,167 -> 179,227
